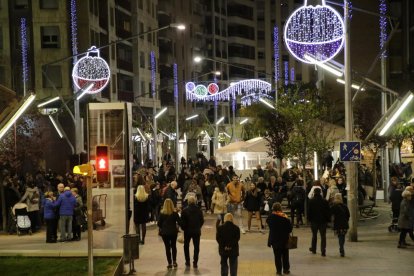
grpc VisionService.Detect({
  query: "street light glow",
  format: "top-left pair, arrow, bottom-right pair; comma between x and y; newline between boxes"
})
170,23 -> 186,30
136,128 -> 146,142
76,83 -> 94,100
49,115 -> 64,138
336,79 -> 365,91
186,114 -> 199,121
0,94 -> 36,140
214,71 -> 221,76
194,56 -> 202,63
240,118 -> 248,125
37,96 -> 60,108
155,107 -> 167,119
304,54 -> 344,77
259,98 -> 275,109
215,116 -> 225,125
403,117 -> 414,126
379,93 -> 414,136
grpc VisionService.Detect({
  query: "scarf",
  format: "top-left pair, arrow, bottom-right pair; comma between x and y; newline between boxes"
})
272,211 -> 288,219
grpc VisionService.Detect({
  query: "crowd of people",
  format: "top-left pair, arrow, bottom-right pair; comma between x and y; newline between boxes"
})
1,152 -> 413,275
131,153 -> 414,275
1,170 -> 86,243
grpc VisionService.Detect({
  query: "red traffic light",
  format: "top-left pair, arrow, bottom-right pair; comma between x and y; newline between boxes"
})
97,157 -> 108,170
96,145 -> 109,183
96,145 -> 109,172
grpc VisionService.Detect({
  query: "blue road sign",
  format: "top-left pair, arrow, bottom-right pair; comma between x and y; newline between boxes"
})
339,141 -> 361,162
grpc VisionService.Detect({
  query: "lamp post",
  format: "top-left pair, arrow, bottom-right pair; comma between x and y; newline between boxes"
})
343,0 -> 359,242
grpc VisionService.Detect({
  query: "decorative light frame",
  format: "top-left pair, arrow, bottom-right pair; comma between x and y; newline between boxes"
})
283,0 -> 345,64
72,46 -> 110,94
186,79 -> 272,103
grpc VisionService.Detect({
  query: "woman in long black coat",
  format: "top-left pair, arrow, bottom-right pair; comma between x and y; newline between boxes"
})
158,198 -> 182,270
330,193 -> 350,257
134,185 -> 150,244
267,202 -> 293,275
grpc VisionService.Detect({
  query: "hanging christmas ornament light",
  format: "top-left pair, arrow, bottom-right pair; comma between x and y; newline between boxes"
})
207,83 -> 219,95
284,0 -> 345,64
72,46 -> 110,94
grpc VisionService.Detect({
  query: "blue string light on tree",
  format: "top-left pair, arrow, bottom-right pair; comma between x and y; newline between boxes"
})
72,46 -> 110,94
284,0 -> 345,64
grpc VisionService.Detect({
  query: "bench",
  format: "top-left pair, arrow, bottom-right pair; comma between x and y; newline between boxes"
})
358,200 -> 379,220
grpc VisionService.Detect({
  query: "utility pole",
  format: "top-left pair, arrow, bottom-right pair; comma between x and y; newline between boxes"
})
344,0 -> 358,242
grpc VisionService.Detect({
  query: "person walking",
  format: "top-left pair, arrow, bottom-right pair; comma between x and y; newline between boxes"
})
226,175 -> 246,234
181,195 -> 204,268
244,182 -> 263,232
330,193 -> 350,257
212,184 -> 228,228
397,190 -> 413,248
158,198 -> 181,270
308,188 -> 330,256
267,202 -> 293,275
71,188 -> 83,241
134,185 -> 150,244
43,191 -> 57,243
216,213 -> 240,276
53,187 -> 76,242
290,180 -> 305,228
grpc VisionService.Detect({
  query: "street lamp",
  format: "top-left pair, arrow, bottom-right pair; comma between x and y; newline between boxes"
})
378,92 -> 413,136
259,98 -> 276,109
240,118 -> 248,125
215,116 -> 225,125
154,107 -> 167,119
37,96 -> 60,108
0,94 -> 36,140
186,114 -> 199,121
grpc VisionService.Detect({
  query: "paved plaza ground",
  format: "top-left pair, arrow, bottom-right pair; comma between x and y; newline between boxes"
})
0,189 -> 413,275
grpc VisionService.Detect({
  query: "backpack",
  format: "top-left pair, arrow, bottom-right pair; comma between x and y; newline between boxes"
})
30,191 -> 40,204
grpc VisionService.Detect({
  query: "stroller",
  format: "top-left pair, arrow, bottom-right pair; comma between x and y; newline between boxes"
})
12,203 -> 32,235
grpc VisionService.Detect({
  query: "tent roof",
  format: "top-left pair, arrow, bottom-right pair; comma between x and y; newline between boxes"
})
217,137 -> 269,154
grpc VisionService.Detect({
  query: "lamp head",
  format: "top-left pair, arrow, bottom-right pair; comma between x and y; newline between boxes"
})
170,23 -> 186,30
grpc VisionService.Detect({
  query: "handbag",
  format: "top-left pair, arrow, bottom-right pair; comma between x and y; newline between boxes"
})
177,233 -> 184,243
287,233 -> 298,249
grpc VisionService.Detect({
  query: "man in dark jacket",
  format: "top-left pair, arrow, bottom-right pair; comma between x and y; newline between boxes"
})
267,202 -> 293,275
181,195 -> 204,268
53,188 -> 76,242
163,181 -> 178,206
216,213 -> 240,276
308,188 -> 330,256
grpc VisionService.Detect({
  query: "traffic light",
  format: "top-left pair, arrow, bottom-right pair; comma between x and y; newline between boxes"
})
96,145 -> 109,182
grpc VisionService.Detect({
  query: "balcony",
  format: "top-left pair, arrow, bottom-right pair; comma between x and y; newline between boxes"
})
118,89 -> 134,102
117,59 -> 133,72
116,27 -> 132,39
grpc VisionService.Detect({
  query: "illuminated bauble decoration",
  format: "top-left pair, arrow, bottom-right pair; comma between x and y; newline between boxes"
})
207,83 -> 219,95
186,82 -> 196,92
194,85 -> 208,97
284,0 -> 345,64
72,46 -> 110,94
